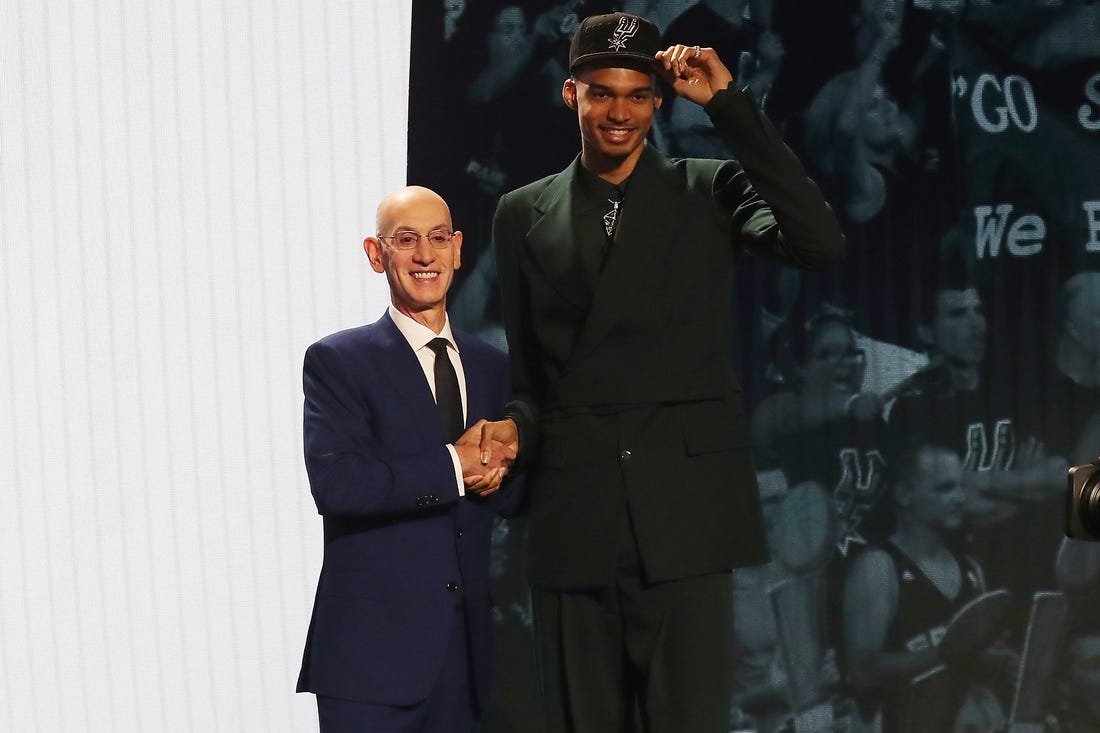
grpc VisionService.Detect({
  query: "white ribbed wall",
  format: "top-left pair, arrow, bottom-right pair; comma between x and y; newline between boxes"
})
0,2 -> 409,730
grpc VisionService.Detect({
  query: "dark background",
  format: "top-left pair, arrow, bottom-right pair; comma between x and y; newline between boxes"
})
409,2 -> 1100,731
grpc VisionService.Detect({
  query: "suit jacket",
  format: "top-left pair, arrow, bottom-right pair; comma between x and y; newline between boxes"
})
492,85 -> 846,590
295,312 -> 520,708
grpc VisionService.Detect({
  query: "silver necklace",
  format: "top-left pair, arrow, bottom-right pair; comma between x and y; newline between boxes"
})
603,196 -> 622,238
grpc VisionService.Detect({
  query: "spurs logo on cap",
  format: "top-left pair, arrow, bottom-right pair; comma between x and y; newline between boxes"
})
607,16 -> 638,51
569,12 -> 661,73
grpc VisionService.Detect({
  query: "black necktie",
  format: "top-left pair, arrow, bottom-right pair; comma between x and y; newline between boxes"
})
427,338 -> 464,442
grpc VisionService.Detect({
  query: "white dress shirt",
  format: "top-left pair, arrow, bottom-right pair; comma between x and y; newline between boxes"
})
388,306 -> 467,496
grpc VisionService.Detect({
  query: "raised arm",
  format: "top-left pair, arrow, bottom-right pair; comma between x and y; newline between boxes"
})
655,44 -> 846,270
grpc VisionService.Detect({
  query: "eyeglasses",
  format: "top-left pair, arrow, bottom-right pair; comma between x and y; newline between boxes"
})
378,230 -> 455,250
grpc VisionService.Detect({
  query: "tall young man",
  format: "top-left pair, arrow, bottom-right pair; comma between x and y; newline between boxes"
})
479,13 -> 845,731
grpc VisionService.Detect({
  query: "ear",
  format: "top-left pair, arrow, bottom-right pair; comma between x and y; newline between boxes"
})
364,237 -> 386,273
562,79 -> 577,110
654,88 -> 663,110
452,230 -> 463,271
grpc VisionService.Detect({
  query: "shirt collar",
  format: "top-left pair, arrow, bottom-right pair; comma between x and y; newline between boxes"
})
577,161 -> 629,204
388,305 -> 458,353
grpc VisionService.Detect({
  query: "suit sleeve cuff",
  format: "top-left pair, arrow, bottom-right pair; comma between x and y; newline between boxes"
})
504,399 -> 540,471
446,444 -> 465,497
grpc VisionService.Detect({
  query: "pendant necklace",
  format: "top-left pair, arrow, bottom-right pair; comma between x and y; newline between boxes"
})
603,193 -> 623,238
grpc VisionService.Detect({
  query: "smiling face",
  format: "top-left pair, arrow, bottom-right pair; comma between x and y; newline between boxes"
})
364,186 -> 462,331
563,64 -> 661,180
798,319 -> 864,397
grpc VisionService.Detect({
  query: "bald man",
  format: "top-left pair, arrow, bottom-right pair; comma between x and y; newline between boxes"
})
295,186 -> 523,732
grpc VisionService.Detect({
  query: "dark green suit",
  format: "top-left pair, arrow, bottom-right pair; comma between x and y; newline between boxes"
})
492,84 -> 845,731
494,85 -> 845,589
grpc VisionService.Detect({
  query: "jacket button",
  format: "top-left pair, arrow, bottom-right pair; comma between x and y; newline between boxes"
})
446,582 -> 460,592
619,449 -> 632,462
457,529 -> 463,538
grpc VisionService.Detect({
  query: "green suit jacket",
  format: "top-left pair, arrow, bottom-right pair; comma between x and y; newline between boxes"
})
493,85 -> 846,589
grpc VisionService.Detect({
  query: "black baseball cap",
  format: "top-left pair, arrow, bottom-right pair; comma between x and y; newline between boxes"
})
568,12 -> 662,75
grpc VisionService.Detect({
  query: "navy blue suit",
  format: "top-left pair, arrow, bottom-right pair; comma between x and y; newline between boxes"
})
296,312 -> 519,720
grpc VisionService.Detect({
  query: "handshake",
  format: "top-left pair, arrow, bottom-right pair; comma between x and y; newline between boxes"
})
454,418 -> 520,497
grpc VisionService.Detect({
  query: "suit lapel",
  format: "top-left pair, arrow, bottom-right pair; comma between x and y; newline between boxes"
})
525,157 -> 604,314
568,146 -> 686,364
370,314 -> 446,444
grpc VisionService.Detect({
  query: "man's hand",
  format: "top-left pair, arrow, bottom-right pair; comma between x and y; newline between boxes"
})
455,419 -> 518,497
655,44 -> 735,107
474,418 -> 520,468
462,464 -> 508,497
457,419 -> 518,466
